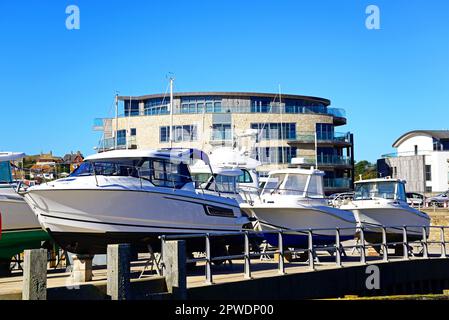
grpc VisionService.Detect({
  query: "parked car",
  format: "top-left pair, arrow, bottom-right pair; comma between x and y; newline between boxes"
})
406,192 -> 425,207
427,191 -> 449,207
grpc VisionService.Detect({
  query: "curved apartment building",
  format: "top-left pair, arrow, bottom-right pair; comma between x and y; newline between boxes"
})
94,92 -> 354,194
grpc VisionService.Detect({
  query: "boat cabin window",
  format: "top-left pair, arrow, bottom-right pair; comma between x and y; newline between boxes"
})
0,162 -> 12,183
354,181 -> 403,200
306,174 -> 324,198
237,169 -> 253,183
71,158 -> 192,189
200,174 -> 238,193
262,172 -> 324,197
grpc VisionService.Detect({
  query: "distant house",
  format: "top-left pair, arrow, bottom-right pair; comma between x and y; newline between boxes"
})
63,151 -> 84,172
29,152 -> 63,179
378,130 -> 449,194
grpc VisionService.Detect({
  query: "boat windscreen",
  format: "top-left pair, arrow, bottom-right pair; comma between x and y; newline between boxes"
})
0,162 -> 12,183
354,182 -> 397,200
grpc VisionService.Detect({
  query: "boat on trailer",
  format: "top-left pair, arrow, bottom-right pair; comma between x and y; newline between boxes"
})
240,167 -> 357,248
338,178 -> 430,244
24,148 -> 251,255
0,152 -> 51,274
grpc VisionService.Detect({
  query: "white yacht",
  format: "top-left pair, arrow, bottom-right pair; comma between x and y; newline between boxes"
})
24,148 -> 251,255
338,178 -> 430,243
240,168 -> 356,248
0,152 -> 50,274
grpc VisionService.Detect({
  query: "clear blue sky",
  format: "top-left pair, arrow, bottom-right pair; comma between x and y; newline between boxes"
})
1,0 -> 448,161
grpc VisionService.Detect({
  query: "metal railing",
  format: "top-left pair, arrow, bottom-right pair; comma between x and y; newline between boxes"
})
159,224 -> 449,285
99,105 -> 346,119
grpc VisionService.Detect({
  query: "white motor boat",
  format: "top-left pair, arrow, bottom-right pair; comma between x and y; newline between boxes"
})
24,148 -> 251,255
338,178 -> 430,243
240,168 -> 356,248
0,152 -> 50,273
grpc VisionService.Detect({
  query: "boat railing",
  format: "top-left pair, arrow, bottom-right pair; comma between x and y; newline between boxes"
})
158,224 -> 445,285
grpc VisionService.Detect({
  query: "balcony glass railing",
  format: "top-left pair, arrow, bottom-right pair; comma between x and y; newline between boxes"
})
296,155 -> 351,166
96,136 -> 137,151
318,154 -> 351,166
210,130 -> 232,141
381,150 -> 437,158
324,178 -> 351,189
294,132 -> 351,143
104,105 -> 346,119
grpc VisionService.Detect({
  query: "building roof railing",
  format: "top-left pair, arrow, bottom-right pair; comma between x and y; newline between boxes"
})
382,149 -> 449,158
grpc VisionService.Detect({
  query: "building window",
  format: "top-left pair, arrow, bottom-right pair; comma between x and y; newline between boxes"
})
130,128 -> 137,136
414,145 -> 418,155
116,130 -> 126,146
211,124 -> 232,141
124,100 -> 140,116
392,167 -> 397,178
144,98 -> 170,115
316,123 -> 334,140
255,147 -> 297,164
181,97 -> 222,114
160,125 -> 197,143
426,186 -> 432,193
251,123 -> 296,141
250,98 -> 272,113
425,165 -> 432,181
160,127 -> 170,142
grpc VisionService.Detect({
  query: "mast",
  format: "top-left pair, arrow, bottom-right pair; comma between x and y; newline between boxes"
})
169,77 -> 174,148
279,84 -> 284,164
114,93 -> 118,150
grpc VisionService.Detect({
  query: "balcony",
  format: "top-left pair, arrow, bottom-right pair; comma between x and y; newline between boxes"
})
381,150 -> 444,158
295,155 -> 352,167
95,136 -> 137,152
324,178 -> 352,189
99,105 -> 346,120
289,132 -> 352,147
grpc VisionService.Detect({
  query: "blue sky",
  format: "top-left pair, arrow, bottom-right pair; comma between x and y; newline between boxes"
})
0,1 -> 448,161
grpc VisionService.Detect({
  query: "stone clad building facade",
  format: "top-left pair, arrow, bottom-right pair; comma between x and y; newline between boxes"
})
94,92 -> 354,194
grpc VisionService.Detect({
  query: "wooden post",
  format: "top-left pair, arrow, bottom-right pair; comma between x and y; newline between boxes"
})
162,240 -> 187,299
107,244 -> 131,300
23,249 -> 47,300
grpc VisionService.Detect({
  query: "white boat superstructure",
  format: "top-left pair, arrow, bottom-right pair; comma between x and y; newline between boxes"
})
240,168 -> 356,248
0,152 -> 42,233
338,178 -> 430,243
24,148 -> 251,254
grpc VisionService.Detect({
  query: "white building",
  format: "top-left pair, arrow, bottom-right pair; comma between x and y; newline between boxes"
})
379,130 -> 449,194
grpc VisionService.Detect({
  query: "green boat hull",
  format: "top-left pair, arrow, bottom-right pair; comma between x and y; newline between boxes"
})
0,229 -> 51,262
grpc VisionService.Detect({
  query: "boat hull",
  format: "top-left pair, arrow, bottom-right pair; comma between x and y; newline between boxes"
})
242,206 -> 356,248
348,207 -> 430,243
25,188 -> 249,254
0,189 -> 50,262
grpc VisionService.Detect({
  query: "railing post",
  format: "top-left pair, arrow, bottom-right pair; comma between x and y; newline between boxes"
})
359,227 -> 366,264
422,226 -> 428,259
162,240 -> 187,299
107,244 -> 131,300
22,249 -> 47,300
278,231 -> 285,275
308,229 -> 315,271
382,226 -> 389,262
440,227 -> 447,258
205,234 -> 213,285
402,226 -> 409,260
335,228 -> 342,267
244,231 -> 252,279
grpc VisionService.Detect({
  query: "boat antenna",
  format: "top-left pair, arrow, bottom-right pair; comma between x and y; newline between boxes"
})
168,74 -> 175,148
114,91 -> 119,150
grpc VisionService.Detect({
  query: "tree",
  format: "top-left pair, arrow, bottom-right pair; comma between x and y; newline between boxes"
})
355,160 -> 377,181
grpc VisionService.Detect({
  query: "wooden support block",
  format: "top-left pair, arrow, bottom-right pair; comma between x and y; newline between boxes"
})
162,240 -> 187,300
107,244 -> 131,300
23,249 -> 47,300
